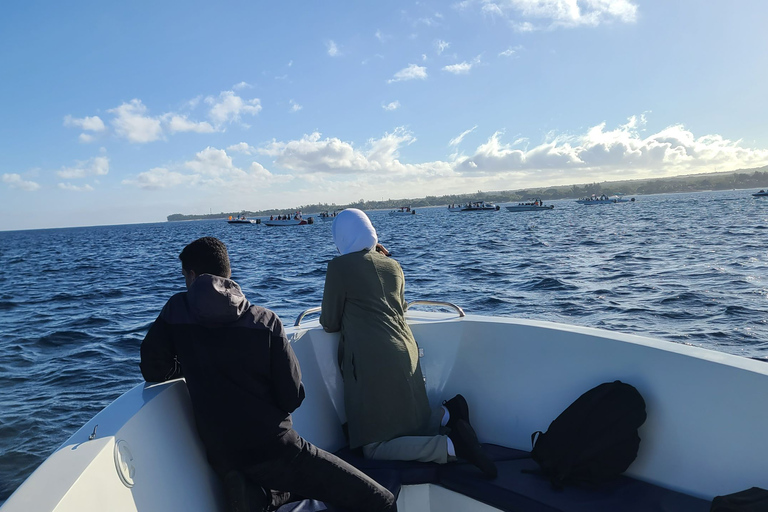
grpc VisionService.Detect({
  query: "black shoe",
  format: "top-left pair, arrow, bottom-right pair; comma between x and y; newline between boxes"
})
449,419 -> 498,479
223,470 -> 269,512
442,394 -> 470,429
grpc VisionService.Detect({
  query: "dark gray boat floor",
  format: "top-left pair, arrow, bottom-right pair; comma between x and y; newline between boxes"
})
276,444 -> 710,511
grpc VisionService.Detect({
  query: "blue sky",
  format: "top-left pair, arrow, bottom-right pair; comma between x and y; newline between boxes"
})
2,0 -> 767,230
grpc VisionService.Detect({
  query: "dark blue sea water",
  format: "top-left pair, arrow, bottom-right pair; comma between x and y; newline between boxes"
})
2,189 -> 768,501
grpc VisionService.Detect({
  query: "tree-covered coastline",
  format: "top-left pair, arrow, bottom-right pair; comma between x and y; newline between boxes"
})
167,166 -> 768,222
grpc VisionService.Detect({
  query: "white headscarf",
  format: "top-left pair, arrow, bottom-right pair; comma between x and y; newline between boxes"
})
332,209 -> 378,255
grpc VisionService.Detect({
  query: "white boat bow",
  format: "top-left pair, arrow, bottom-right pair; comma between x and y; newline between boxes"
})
3,303 -> 765,511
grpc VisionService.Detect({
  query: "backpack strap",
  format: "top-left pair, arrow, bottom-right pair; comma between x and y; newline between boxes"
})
531,430 -> 542,449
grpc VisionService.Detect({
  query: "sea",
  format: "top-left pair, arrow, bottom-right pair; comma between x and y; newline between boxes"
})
2,188 -> 768,502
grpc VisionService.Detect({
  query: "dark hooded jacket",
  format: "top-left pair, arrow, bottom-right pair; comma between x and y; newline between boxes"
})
140,274 -> 305,471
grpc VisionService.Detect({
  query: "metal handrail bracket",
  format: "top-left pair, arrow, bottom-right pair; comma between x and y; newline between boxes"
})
294,306 -> 322,327
405,300 -> 465,317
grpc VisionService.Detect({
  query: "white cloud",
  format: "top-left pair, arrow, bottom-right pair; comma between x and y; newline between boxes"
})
435,39 -> 450,54
58,183 -> 94,192
185,95 -> 203,110
185,147 -> 241,177
388,64 -> 428,83
383,101 -> 401,111
2,173 -> 40,191
65,115 -> 106,143
124,167 -> 188,190
449,125 -> 478,146
289,100 -> 303,112
499,45 -> 523,57
123,147 -> 279,190
167,115 -> 215,134
444,55 -> 482,74
108,99 -> 163,143
206,91 -> 262,127
327,40 -> 339,57
57,156 -> 110,179
250,162 -> 274,179
460,0 -> 638,30
233,81 -> 252,90
64,115 -> 106,132
482,2 -> 505,16
452,116 -> 768,182
227,142 -> 255,154
443,62 -> 473,74
258,129 -> 454,179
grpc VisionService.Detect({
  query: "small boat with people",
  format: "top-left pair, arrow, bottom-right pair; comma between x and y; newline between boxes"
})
448,201 -> 500,212
263,212 -> 314,226
505,199 -> 554,212
576,194 -> 635,205
318,210 -> 340,221
227,215 -> 259,224
752,189 -> 768,197
389,206 -> 416,216
3,300 -> 766,511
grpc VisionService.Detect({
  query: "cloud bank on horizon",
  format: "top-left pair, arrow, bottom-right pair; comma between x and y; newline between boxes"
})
2,0 -> 767,229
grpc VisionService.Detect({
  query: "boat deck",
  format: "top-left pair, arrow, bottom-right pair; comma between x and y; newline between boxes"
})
276,444 -> 710,511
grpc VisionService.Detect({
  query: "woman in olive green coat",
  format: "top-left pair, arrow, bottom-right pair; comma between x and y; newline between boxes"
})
320,209 -> 496,477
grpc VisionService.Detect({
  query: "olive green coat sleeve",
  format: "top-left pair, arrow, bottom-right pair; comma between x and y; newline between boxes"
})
320,249 -> 432,449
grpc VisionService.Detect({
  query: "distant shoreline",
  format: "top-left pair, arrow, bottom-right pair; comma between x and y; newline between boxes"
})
167,167 -> 768,222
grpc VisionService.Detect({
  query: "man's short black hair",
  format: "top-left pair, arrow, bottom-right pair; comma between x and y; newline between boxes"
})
179,237 -> 231,278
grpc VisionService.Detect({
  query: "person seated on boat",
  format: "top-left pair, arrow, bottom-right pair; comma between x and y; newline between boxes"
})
320,209 -> 497,478
140,237 -> 396,512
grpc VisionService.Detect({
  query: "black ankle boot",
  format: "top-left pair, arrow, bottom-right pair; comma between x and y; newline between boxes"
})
448,419 -> 497,479
442,394 -> 470,429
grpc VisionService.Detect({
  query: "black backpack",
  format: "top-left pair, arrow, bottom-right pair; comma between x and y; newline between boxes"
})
529,380 -> 647,489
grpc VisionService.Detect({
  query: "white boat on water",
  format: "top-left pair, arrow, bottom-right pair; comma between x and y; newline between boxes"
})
2,300 -> 765,511
576,194 -> 635,205
752,189 -> 768,197
264,215 -> 313,226
448,202 -> 500,212
227,216 -> 259,224
505,202 -> 554,212
389,206 -> 416,216
317,211 -> 339,221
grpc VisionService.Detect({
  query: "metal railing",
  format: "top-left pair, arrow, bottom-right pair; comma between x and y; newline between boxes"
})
294,306 -> 322,327
294,300 -> 465,327
405,300 -> 465,317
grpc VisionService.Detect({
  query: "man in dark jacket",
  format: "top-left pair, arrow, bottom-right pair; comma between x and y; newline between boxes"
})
141,237 -> 395,512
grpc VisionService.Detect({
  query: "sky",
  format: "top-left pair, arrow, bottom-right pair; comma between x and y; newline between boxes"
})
2,0 -> 768,231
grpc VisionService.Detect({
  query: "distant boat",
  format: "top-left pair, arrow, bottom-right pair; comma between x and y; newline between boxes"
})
227,216 -> 259,224
506,201 -> 554,212
264,215 -> 313,226
389,206 -> 415,216
576,194 -> 635,205
752,190 -> 768,197
318,211 -> 339,221
448,201 -> 500,212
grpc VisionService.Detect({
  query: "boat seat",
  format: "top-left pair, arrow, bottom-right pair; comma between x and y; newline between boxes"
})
438,457 -> 711,512
275,444 -> 711,512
